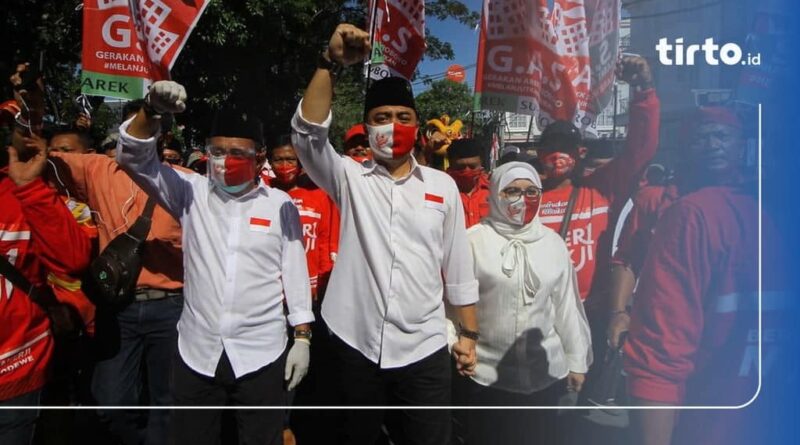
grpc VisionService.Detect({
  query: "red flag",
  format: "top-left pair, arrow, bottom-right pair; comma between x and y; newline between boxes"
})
81,0 -> 209,99
367,0 -> 426,81
475,0 -> 619,134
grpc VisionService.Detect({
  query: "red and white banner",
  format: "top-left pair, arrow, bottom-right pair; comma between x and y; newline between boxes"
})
81,0 -> 209,99
367,0 -> 426,81
474,0 -> 619,134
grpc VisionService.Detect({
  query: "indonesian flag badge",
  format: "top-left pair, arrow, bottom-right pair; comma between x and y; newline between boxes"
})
249,217 -> 271,233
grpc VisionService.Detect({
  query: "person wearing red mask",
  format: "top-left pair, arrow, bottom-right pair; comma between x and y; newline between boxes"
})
268,135 -> 339,302
452,161 -> 591,444
534,57 -> 659,379
117,82 -> 314,445
343,124 -> 371,162
291,23 -> 479,445
446,138 -> 490,227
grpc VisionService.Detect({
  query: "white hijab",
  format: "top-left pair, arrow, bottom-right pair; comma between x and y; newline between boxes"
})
486,162 -> 546,304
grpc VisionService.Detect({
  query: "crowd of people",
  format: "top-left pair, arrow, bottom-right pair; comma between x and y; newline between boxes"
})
0,22 -> 766,445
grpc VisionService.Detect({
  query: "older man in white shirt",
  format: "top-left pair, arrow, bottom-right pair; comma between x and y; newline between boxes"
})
117,82 -> 314,445
291,23 -> 480,445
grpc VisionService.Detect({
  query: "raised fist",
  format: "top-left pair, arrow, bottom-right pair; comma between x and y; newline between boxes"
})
146,81 -> 187,114
327,24 -> 371,67
616,55 -> 654,91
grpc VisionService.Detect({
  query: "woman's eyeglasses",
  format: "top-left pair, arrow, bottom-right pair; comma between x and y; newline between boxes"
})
501,186 -> 542,201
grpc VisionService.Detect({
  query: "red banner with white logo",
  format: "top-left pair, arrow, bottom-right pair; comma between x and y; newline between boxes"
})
81,0 -> 208,99
475,0 -> 619,134
367,0 -> 426,81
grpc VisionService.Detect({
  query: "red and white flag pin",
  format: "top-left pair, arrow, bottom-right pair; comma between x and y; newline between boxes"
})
424,193 -> 445,211
249,217 -> 271,233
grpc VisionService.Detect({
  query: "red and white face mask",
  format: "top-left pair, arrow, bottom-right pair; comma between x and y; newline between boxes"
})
366,122 -> 418,160
272,164 -> 300,186
501,195 -> 540,226
208,155 -> 256,194
539,151 -> 577,179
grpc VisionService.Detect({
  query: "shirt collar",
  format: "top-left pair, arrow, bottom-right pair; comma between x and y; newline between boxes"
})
362,156 -> 424,181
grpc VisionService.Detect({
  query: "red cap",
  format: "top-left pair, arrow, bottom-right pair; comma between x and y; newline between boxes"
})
680,106 -> 742,143
345,124 -> 367,142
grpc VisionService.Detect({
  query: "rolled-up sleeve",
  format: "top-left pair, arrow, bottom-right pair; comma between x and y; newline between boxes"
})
290,101 -> 346,205
279,200 -> 315,327
116,117 -> 192,221
442,183 -> 479,306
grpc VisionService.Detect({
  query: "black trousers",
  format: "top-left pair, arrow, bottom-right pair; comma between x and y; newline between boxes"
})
331,334 -> 451,445
171,351 -> 286,445
453,376 -> 564,445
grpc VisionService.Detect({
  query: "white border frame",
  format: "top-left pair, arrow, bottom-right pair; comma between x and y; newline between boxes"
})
2,105 -> 763,411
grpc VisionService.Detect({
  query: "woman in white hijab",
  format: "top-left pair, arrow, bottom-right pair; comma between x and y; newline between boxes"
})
453,161 -> 592,445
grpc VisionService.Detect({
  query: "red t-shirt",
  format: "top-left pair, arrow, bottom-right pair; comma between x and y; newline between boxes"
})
459,173 -> 491,228
285,176 -> 339,298
0,175 -> 91,400
612,184 -> 679,276
625,185 -> 782,444
540,89 -> 661,302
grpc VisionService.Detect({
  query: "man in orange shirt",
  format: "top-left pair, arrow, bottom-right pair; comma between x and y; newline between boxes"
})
446,138 -> 490,228
48,139 -> 184,445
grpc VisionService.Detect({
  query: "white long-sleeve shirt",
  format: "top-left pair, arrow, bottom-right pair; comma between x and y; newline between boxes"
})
117,118 -> 314,378
291,103 -> 479,369
466,223 -> 592,394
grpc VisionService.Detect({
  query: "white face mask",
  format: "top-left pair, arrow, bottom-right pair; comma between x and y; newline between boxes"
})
499,195 -> 540,226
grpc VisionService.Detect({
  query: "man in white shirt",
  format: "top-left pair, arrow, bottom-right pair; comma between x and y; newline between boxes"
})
291,23 -> 480,445
116,82 -> 314,445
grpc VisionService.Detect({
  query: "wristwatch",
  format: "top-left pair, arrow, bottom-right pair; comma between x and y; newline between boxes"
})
317,50 -> 344,78
458,324 -> 480,341
294,329 -> 313,341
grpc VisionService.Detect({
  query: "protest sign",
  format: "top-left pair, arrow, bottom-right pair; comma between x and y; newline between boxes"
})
367,0 -> 426,81
81,0 -> 208,99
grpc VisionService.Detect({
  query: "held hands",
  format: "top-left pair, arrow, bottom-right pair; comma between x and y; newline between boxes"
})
452,336 -> 478,377
146,81 -> 187,114
616,55 -> 654,91
284,339 -> 310,391
8,133 -> 48,187
326,24 -> 371,67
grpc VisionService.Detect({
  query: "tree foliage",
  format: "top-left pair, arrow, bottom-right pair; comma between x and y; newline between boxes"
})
414,79 -> 473,124
1,0 -> 478,151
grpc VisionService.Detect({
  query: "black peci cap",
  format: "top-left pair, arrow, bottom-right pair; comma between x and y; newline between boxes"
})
540,120 -> 582,152
209,109 -> 264,147
447,138 -> 483,160
364,77 -> 417,119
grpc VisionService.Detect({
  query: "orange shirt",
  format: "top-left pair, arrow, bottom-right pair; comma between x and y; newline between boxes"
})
48,152 -> 183,290
458,173 -> 491,228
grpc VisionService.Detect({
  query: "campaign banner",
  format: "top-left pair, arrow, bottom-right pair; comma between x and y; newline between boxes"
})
585,0 -> 620,116
737,9 -> 785,107
475,0 -> 618,133
81,0 -> 208,100
367,0 -> 426,81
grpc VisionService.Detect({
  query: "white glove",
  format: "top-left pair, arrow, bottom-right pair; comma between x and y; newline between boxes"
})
284,339 -> 310,391
146,80 -> 187,114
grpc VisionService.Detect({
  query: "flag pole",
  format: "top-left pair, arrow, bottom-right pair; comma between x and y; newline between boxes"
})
365,0 -> 380,91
